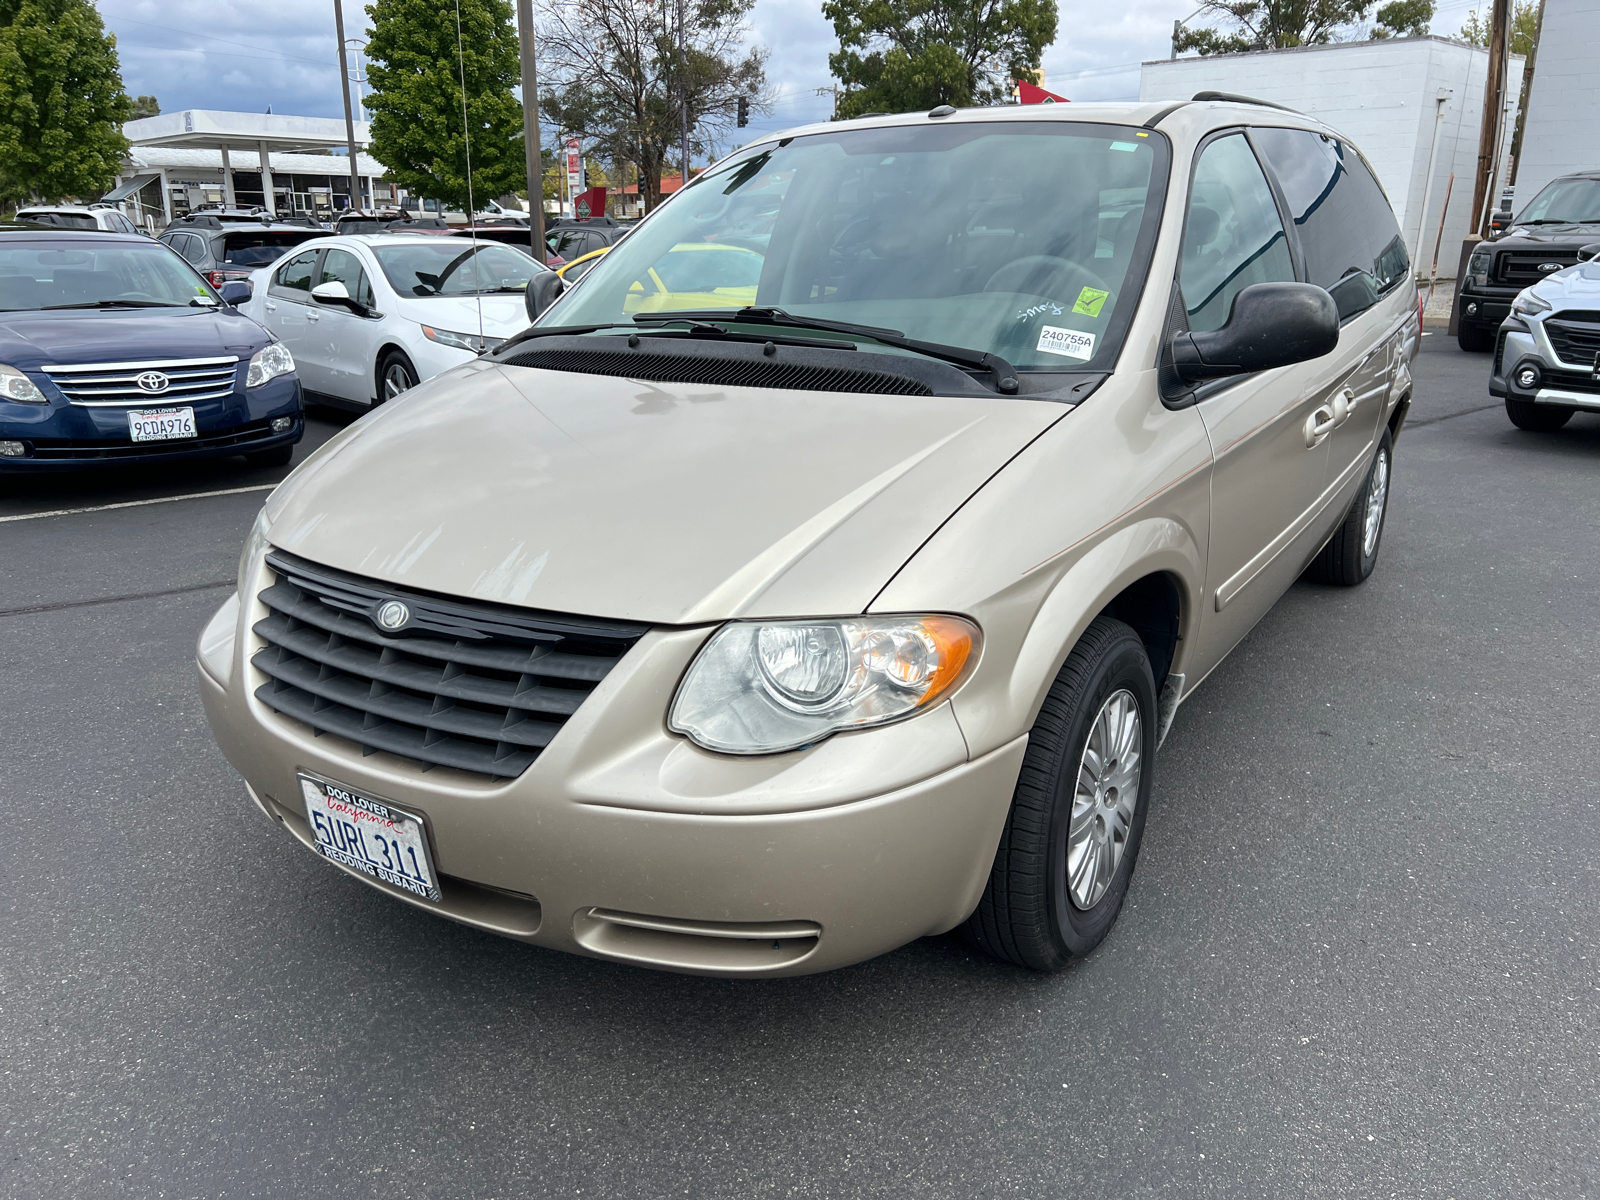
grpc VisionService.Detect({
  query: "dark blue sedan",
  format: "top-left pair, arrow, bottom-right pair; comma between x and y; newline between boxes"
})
0,227 -> 303,471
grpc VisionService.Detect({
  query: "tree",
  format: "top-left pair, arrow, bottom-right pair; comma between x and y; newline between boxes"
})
537,0 -> 767,213
0,0 -> 130,207
824,0 -> 1057,118
1370,0 -> 1434,37
363,0 -> 526,211
128,94 -> 159,119
1460,0 -> 1539,55
1173,0 -> 1371,54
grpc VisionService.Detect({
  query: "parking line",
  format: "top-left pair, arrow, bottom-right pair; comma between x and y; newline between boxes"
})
0,483 -> 276,524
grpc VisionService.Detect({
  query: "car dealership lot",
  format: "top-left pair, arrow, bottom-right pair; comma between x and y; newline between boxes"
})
2,343 -> 1596,1198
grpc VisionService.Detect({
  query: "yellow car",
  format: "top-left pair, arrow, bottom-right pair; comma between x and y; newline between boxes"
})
554,241 -> 764,312
554,246 -> 608,283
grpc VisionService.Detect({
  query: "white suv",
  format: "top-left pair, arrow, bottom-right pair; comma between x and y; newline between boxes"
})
17,206 -> 144,235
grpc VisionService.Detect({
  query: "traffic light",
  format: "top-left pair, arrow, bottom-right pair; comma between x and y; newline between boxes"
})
737,96 -> 749,127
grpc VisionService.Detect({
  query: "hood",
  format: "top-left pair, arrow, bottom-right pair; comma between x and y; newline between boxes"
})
0,306 -> 267,369
1529,260 -> 1600,304
392,295 -> 529,338
264,360 -> 1065,624
1499,225 -> 1600,247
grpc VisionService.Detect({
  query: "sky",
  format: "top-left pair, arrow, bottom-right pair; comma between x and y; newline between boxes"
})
98,0 -> 1493,152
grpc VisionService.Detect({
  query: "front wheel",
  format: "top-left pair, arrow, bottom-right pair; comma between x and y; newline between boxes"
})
1505,397 -> 1574,431
1457,324 -> 1495,352
378,350 -> 418,404
962,616 -> 1157,971
1308,429 -> 1392,587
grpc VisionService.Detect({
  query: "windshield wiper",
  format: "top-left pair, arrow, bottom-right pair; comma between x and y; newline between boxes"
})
40,300 -> 184,310
635,306 -> 1020,393
494,319 -> 855,356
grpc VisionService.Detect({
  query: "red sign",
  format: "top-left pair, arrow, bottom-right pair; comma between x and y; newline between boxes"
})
1017,80 -> 1070,105
574,186 -> 607,221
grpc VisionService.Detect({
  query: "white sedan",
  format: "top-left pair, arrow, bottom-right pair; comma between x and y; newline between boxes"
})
239,233 -> 544,409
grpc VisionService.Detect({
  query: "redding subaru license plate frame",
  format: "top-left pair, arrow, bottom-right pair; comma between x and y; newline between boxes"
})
297,772 -> 442,903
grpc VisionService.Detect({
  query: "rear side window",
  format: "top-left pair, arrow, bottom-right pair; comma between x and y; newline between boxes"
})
1251,127 -> 1409,320
221,232 -> 311,267
272,249 -> 319,296
1181,133 -> 1296,333
317,248 -> 375,309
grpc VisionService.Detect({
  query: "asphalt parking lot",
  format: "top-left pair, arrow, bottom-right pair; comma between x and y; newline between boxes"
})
3,341 -> 1596,1199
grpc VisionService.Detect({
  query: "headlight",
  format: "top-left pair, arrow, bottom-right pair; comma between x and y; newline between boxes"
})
238,507 -> 271,595
669,615 -> 979,755
1467,248 -> 1491,288
421,325 -> 500,354
0,363 -> 47,404
1512,290 -> 1551,316
247,342 -> 295,387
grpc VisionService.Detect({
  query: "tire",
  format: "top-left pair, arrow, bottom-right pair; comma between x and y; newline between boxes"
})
242,444 -> 293,468
1505,397 -> 1574,431
1457,324 -> 1494,352
963,616 -> 1157,971
1308,429 -> 1393,587
378,350 -> 418,403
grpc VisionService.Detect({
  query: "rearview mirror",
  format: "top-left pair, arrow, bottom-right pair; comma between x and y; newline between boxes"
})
1170,283 -> 1340,383
525,270 -> 566,322
1577,243 -> 1600,263
218,280 -> 251,306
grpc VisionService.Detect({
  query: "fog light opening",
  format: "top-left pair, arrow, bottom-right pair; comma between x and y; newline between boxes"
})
0,439 -> 26,457
1515,364 -> 1541,390
1465,302 -> 1479,316
269,416 -> 294,433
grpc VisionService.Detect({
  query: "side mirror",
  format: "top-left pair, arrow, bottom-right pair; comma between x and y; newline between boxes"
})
218,280 -> 252,306
1170,282 -> 1339,382
525,270 -> 566,322
1577,243 -> 1600,263
311,280 -> 350,305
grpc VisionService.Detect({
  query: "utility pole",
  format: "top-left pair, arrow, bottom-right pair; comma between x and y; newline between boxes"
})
813,84 -> 838,120
1470,0 -> 1512,237
516,0 -> 546,263
333,0 -> 364,213
677,0 -> 689,187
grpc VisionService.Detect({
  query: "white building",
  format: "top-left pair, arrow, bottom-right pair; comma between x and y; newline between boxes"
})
1510,0 -> 1600,206
1141,37 -> 1524,279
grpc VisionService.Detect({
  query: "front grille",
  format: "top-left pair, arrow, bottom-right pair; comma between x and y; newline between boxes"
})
1537,366 -> 1600,395
41,355 -> 240,406
252,550 -> 648,780
1496,250 -> 1578,289
505,347 -> 934,396
25,418 -> 281,459
1545,310 -> 1600,366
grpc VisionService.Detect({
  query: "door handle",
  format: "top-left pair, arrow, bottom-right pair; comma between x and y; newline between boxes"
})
264,300 -> 276,312
306,310 -> 320,322
1305,404 -> 1337,447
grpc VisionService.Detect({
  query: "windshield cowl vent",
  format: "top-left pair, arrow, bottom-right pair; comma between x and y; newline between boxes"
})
500,335 -> 953,396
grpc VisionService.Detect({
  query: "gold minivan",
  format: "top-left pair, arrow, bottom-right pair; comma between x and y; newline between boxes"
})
199,96 -> 1418,976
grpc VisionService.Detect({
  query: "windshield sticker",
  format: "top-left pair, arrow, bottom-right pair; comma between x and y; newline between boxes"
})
1072,287 -> 1109,317
1110,142 -> 1140,153
1017,300 -> 1066,321
1037,326 -> 1096,360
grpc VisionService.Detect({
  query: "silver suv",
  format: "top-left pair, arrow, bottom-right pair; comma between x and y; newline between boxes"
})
1490,246 -> 1600,430
200,96 -> 1419,977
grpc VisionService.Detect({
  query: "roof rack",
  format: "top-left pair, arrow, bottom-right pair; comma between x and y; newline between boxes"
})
1191,90 -> 1300,114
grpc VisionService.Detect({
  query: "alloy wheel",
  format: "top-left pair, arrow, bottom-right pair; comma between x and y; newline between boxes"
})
1067,687 -> 1143,910
1362,447 -> 1389,559
384,363 -> 413,401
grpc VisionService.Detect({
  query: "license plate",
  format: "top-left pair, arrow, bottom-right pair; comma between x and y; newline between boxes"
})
298,774 -> 442,902
128,406 -> 196,442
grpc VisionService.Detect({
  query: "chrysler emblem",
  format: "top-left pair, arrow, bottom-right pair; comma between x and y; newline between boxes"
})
135,370 -> 170,393
1538,262 -> 1563,273
375,600 -> 411,631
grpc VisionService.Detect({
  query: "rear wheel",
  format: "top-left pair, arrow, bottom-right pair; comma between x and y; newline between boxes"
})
1308,429 -> 1392,587
1457,324 -> 1494,352
1505,397 -> 1574,431
962,616 -> 1157,971
378,350 -> 418,403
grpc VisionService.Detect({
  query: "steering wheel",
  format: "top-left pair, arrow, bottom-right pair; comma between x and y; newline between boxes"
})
828,216 -> 877,255
688,193 -> 732,226
982,255 -> 1109,300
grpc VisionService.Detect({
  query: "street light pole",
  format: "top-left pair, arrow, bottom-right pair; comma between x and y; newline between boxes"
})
677,0 -> 689,187
333,0 -> 363,213
516,0 -> 546,263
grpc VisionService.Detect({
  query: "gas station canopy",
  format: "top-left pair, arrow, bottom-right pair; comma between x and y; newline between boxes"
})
123,110 -> 372,154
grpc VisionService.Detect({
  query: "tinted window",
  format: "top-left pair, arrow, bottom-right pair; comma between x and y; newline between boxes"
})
272,249 -> 319,295
1181,134 -> 1296,333
317,247 -> 375,309
1251,127 -> 1408,319
1516,176 -> 1600,224
21,211 -> 98,230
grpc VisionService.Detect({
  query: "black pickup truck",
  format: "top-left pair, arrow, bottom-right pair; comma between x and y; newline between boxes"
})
1456,171 -> 1600,351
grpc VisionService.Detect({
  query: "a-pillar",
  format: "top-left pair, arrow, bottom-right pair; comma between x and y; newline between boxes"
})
258,142 -> 276,216
221,145 -> 236,208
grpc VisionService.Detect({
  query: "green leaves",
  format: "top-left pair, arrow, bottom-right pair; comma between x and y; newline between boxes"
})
824,0 -> 1058,118
363,0 -> 526,211
1172,0 -> 1376,54
0,0 -> 130,208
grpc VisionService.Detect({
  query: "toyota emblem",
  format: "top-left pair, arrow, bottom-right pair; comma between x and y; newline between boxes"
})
135,370 -> 170,393
375,600 -> 410,631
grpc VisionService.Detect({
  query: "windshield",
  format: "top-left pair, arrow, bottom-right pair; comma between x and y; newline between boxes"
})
1517,177 -> 1600,224
0,240 -> 219,310
549,122 -> 1169,372
221,231 -> 312,266
20,212 -> 97,230
372,240 -> 537,296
